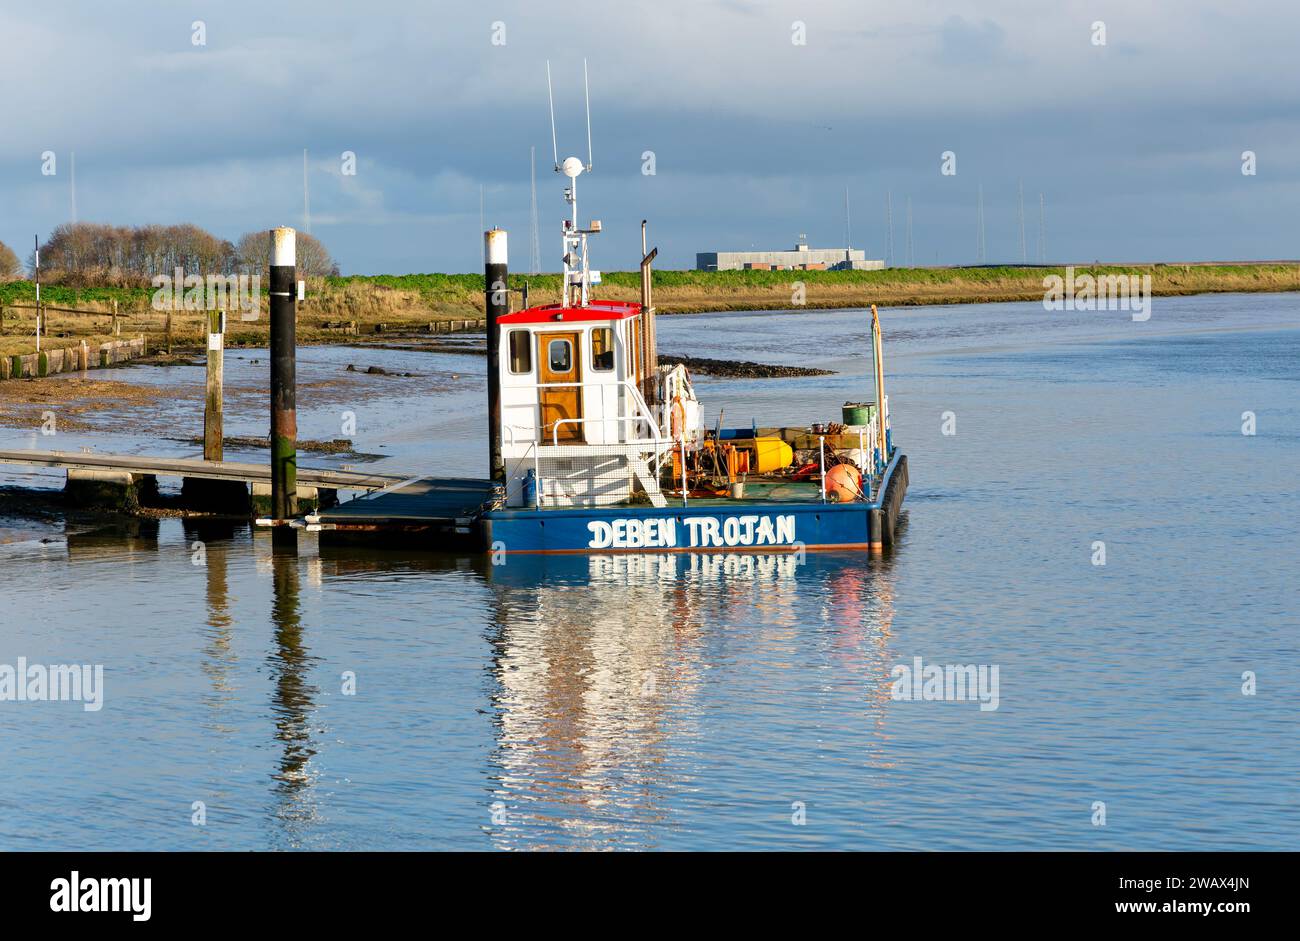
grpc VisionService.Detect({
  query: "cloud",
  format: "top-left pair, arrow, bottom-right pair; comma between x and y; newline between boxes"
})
936,16 -> 1010,66
2,1 -> 1299,271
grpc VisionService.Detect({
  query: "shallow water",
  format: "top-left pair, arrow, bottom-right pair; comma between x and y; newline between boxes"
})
1,292 -> 1296,850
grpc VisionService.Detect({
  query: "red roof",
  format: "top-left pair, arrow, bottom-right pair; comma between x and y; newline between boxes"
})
496,301 -> 641,325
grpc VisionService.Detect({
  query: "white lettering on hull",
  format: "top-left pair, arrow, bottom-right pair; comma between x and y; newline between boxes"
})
587,514 -> 796,550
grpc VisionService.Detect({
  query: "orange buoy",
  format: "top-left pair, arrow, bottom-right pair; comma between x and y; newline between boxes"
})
825,463 -> 862,503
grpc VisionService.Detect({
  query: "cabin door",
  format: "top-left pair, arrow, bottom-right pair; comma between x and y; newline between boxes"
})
537,331 -> 583,443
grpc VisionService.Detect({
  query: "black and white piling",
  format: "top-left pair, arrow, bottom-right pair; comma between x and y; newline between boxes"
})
485,229 -> 508,482
34,235 -> 41,353
269,226 -> 298,528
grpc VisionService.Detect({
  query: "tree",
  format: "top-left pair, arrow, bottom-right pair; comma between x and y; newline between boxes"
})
236,230 -> 337,277
35,222 -> 237,285
0,240 -> 21,280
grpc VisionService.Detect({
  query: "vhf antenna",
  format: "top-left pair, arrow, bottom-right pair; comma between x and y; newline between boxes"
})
583,58 -> 593,172
545,59 -> 593,173
546,60 -> 559,171
546,58 -> 597,307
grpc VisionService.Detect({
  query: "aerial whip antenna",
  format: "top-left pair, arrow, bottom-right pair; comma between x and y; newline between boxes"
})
583,58 -> 593,171
546,60 -> 559,170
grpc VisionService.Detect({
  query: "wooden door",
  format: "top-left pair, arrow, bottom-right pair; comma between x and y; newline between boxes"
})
538,331 -> 583,443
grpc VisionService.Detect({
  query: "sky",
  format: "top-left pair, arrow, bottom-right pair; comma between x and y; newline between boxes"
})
2,0 -> 1298,274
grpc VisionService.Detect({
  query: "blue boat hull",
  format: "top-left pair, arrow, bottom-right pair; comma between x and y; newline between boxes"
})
484,454 -> 907,555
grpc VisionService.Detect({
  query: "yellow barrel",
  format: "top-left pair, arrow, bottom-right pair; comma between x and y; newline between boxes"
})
749,437 -> 793,474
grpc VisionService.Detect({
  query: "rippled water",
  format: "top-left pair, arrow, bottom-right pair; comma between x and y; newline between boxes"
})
1,292 -> 1296,850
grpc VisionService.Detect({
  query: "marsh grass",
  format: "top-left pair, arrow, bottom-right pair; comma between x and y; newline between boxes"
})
2,263 -> 1297,358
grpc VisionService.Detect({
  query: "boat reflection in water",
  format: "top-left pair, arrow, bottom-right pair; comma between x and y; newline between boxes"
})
482,550 -> 898,850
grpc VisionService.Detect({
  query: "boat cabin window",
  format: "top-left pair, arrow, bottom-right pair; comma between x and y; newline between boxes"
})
591,327 -> 614,371
547,338 -> 572,373
508,330 -> 532,374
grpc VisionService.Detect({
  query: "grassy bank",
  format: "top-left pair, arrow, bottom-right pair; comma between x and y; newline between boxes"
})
321,262 -> 1300,314
2,263 -> 1297,356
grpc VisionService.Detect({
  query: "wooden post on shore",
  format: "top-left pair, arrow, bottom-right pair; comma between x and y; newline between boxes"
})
205,309 -> 225,462
34,235 -> 41,353
111,299 -> 119,336
0,306 -> 5,335
165,311 -> 173,355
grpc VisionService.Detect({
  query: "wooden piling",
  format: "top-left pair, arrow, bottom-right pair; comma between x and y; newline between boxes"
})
269,227 -> 298,524
485,229 -> 507,482
205,309 -> 225,462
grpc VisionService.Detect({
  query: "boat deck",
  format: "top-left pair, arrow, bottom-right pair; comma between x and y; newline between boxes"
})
307,477 -> 504,537
667,479 -> 849,507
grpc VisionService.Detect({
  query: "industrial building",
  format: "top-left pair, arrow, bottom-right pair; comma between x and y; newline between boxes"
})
696,240 -> 885,271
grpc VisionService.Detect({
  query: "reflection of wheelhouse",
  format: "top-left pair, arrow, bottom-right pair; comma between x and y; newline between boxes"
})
497,300 -> 701,509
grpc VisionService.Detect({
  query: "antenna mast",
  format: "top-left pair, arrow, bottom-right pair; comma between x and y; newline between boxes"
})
1038,192 -> 1047,263
886,190 -> 894,267
844,185 -> 851,251
546,61 -> 560,170
1017,180 -> 1026,264
529,146 -> 541,275
303,149 -> 311,234
549,59 -> 597,307
906,196 -> 914,268
583,58 -> 593,171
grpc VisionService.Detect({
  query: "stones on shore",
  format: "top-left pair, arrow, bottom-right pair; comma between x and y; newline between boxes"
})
176,435 -> 376,457
345,364 -> 418,377
657,353 -> 834,378
356,339 -> 831,379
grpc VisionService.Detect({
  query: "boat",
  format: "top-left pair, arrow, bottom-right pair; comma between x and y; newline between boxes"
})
308,63 -> 907,554
478,173 -> 907,554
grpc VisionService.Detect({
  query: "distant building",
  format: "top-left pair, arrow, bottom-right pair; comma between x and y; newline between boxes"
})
696,242 -> 885,271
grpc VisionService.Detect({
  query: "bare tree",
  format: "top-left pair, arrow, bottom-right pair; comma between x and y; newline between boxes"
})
0,240 -> 21,280
36,222 -> 237,285
236,230 -> 338,277
22,223 -> 337,286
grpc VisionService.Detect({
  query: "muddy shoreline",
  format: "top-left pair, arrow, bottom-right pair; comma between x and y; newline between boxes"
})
366,337 -> 832,378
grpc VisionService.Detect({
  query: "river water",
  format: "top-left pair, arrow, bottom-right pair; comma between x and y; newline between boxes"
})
1,292 -> 1296,850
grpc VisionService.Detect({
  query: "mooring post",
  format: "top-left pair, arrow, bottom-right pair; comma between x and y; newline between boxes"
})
205,309 -> 225,462
34,235 -> 41,353
111,299 -> 119,336
269,227 -> 298,527
484,229 -> 507,482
